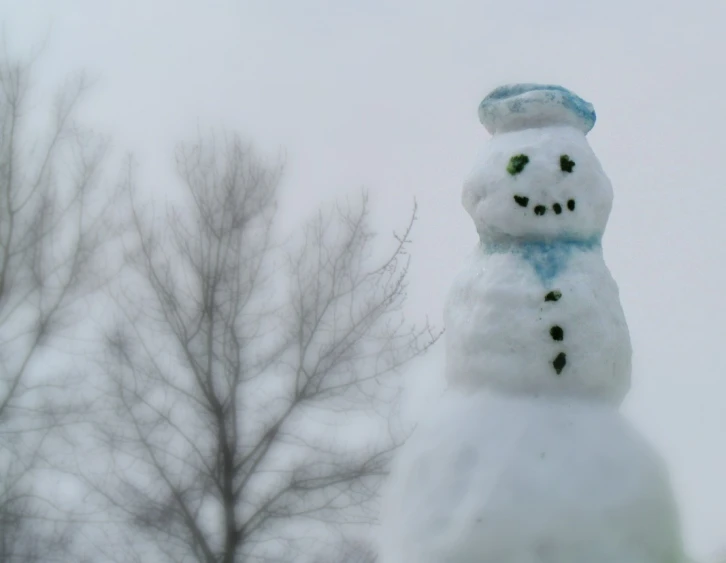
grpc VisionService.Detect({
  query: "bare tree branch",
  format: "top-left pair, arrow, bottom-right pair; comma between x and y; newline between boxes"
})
312,536 -> 378,563
0,44 -> 114,562
84,131 -> 440,562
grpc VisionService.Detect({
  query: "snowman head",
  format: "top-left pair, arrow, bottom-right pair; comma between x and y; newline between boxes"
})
463,85 -> 613,243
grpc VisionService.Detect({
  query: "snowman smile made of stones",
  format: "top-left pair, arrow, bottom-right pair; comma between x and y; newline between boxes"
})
509,152 -> 576,216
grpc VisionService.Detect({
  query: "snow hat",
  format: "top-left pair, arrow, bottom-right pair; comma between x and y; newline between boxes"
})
478,84 -> 596,135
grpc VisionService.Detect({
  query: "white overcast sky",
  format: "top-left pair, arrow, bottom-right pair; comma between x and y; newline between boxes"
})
4,0 -> 726,558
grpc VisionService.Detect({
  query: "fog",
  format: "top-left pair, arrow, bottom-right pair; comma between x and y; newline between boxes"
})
4,0 -> 726,559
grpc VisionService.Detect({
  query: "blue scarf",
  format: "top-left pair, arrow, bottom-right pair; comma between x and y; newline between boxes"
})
481,236 -> 602,285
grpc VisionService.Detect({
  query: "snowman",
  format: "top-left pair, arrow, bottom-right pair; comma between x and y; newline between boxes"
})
379,85 -> 684,563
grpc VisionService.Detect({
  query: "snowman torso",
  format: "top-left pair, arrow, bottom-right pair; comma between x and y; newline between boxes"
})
445,242 -> 631,402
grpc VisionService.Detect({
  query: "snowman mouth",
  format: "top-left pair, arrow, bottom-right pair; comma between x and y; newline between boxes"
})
513,195 -> 576,215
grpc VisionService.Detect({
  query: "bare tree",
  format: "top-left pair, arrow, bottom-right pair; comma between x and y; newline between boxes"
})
85,133 -> 438,562
312,537 -> 377,563
0,47 -> 111,561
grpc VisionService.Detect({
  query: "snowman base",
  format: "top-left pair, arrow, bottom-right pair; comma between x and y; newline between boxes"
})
379,389 -> 682,563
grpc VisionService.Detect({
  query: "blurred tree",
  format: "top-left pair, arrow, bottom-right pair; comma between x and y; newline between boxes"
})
0,47 -> 111,561
83,133 -> 438,562
314,537 -> 378,563
312,537 -> 377,563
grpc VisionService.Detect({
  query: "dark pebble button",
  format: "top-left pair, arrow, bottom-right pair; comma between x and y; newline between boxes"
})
513,195 -> 529,207
550,326 -> 564,341
553,203 -> 562,214
567,199 -> 576,211
553,352 -> 567,375
534,205 -> 546,216
544,290 -> 562,302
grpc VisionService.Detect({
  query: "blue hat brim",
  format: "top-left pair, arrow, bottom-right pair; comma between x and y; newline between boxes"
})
478,84 -> 596,135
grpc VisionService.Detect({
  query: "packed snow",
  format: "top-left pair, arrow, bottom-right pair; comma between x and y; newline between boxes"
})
379,84 -> 683,563
380,392 -> 682,563
445,245 -> 631,402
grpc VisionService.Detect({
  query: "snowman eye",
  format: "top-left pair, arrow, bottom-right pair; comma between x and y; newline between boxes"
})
560,155 -> 575,173
507,154 -> 529,176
